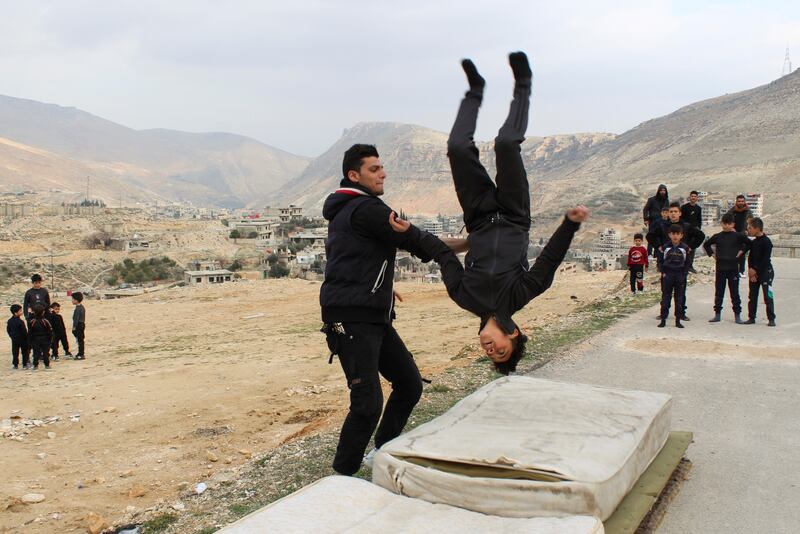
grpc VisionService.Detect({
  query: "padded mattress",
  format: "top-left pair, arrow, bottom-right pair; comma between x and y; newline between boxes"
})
372,376 -> 671,520
218,475 -> 604,533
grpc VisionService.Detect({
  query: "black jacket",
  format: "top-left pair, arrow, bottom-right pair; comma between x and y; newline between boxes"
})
49,313 -> 67,335
661,242 -> 690,275
28,316 -> 53,344
726,206 -> 752,234
642,184 -> 669,224
654,219 -> 705,251
680,202 -> 702,229
747,234 -> 773,277
6,315 -> 27,342
703,231 -> 751,272
23,287 -> 50,318
417,215 -> 580,335
320,181 -> 441,324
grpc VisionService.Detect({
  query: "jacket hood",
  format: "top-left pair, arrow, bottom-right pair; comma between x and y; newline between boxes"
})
322,180 -> 374,221
656,184 -> 668,198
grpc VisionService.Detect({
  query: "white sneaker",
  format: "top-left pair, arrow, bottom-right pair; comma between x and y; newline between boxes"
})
363,448 -> 378,468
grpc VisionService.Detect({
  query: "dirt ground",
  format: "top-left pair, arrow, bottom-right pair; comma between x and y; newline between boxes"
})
0,269 -> 624,533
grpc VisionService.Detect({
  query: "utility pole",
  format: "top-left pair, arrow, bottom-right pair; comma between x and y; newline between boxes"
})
50,249 -> 55,292
783,47 -> 793,77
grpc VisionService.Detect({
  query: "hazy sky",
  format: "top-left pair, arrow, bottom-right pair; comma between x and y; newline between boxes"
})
1,1 -> 798,156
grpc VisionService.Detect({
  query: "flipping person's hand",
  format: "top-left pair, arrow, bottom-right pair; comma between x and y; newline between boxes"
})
389,211 -> 411,233
393,290 -> 404,303
567,205 -> 590,223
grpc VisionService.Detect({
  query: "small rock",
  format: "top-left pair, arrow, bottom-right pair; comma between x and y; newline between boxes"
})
171,502 -> 186,511
205,450 -> 219,462
194,482 -> 207,495
119,470 -> 133,478
47,432 -> 56,439
238,449 -> 252,459
86,511 -> 111,534
224,457 -> 233,464
51,513 -> 61,520
177,481 -> 190,490
36,452 -> 47,460
128,484 -> 147,498
21,493 -> 46,504
104,407 -> 117,413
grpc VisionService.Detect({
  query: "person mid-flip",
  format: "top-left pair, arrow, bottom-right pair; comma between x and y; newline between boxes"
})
391,52 -> 588,374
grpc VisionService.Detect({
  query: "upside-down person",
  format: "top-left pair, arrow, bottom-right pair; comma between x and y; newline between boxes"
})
390,52 -> 588,374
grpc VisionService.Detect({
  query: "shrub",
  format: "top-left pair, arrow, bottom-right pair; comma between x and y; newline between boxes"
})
269,264 -> 290,278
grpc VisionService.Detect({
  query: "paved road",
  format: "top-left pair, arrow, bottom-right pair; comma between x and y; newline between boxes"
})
533,258 -> 800,534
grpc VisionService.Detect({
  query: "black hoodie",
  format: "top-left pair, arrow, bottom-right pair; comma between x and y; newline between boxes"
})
643,184 -> 669,225
319,181 -> 442,324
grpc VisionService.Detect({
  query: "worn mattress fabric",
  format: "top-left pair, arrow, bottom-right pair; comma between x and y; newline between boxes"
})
218,476 -> 604,533
372,376 -> 672,520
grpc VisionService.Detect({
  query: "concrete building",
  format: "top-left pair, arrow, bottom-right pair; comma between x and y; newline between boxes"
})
279,205 -> 303,223
701,199 -> 723,227
184,269 -> 233,285
0,203 -> 33,218
745,193 -> 764,218
592,228 -> 622,255
109,236 -> 151,252
422,219 -> 444,235
187,260 -> 221,271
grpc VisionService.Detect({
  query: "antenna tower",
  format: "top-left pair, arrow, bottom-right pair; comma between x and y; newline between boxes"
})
783,47 -> 792,76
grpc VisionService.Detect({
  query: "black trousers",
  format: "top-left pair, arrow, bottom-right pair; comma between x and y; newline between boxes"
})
448,81 -> 531,232
714,269 -> 741,314
748,268 -> 776,321
52,331 -> 70,357
11,340 -> 30,367
31,339 -> 50,367
629,265 -> 644,292
660,272 -> 687,319
73,323 -> 85,355
326,322 -> 422,475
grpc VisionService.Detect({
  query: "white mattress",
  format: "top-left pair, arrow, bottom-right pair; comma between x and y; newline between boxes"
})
218,476 -> 604,533
372,376 -> 671,520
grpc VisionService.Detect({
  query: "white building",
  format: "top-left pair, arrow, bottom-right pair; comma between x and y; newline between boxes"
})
745,193 -> 764,218
592,228 -> 622,255
184,269 -> 233,285
421,219 -> 444,235
701,199 -> 723,227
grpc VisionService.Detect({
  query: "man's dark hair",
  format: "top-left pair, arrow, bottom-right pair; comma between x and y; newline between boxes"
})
669,223 -> 684,235
669,201 -> 681,209
736,194 -> 746,200
494,333 -> 528,375
721,213 -> 735,225
50,302 -> 60,309
31,273 -> 43,283
690,190 -> 699,196
10,304 -> 22,314
72,292 -> 84,303
342,144 -> 379,179
749,217 -> 764,231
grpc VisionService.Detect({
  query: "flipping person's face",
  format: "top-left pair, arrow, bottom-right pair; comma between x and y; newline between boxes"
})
349,156 -> 386,196
479,319 -> 518,364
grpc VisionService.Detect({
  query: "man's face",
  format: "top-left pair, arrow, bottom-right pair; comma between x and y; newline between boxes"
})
348,156 -> 386,196
479,319 -> 517,364
736,198 -> 747,209
669,231 -> 683,245
669,207 -> 681,222
722,222 -> 735,232
33,281 -> 42,289
634,238 -> 643,247
658,188 -> 667,198
689,193 -> 698,204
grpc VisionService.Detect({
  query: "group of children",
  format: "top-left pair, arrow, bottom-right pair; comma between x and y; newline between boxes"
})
6,274 -> 87,370
628,195 -> 776,329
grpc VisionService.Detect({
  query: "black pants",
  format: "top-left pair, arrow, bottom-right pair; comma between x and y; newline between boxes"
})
52,331 -> 70,357
714,269 -> 741,314
448,81 -> 531,231
629,265 -> 644,292
738,254 -> 747,275
748,268 -> 776,321
327,322 -> 422,475
31,339 -> 50,367
11,340 -> 30,367
660,272 -> 687,319
73,323 -> 85,355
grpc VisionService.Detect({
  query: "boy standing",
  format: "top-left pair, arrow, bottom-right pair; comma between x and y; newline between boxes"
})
28,305 -> 53,370
658,224 -> 690,328
703,213 -> 750,323
647,206 -> 671,266
7,304 -> 30,369
23,274 -> 51,320
72,292 -> 87,359
49,302 -> 71,360
744,218 -> 776,326
627,233 -> 649,293
681,191 -> 703,273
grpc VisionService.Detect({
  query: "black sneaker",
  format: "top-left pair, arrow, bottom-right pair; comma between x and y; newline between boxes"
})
744,318 -> 756,325
675,320 -> 684,328
657,320 -> 666,328
12,365 -> 18,370
767,319 -> 776,327
44,365 -> 51,370
52,355 -> 60,361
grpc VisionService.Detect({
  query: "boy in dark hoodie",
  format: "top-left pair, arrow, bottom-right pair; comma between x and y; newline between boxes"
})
7,304 -> 30,369
23,273 -> 51,320
28,304 -> 53,369
744,217 -> 776,326
72,292 -> 87,359
49,302 -> 71,360
658,224 -> 690,328
647,206 -> 671,269
703,213 -> 750,323
726,194 -> 753,274
390,52 -> 588,375
643,184 -> 669,256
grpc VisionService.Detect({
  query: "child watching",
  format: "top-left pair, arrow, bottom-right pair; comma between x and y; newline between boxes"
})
28,304 -> 53,370
659,224 -> 690,328
49,302 -> 72,360
7,304 -> 30,369
703,213 -> 751,323
23,273 -> 51,320
627,233 -> 649,294
744,218 -> 776,326
72,292 -> 87,359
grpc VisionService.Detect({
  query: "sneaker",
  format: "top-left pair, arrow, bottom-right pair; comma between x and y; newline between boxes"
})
76,355 -> 85,360
363,448 -> 378,468
680,315 -> 690,321
65,352 -> 73,357
767,319 -> 776,327
688,267 -> 697,274
675,320 -> 684,329
709,314 -> 721,323
52,355 -> 60,361
657,320 -> 666,328
44,365 -> 51,370
744,318 -> 756,325
734,315 -> 745,325
22,364 -> 31,370
12,365 -> 18,370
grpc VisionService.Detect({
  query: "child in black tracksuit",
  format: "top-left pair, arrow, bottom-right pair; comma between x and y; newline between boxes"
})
7,304 -> 30,369
703,213 -> 751,323
745,217 -> 776,326
48,302 -> 71,359
28,305 -> 53,369
72,292 -> 87,359
659,224 -> 690,328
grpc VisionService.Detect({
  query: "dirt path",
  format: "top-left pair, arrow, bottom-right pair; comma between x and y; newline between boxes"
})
1,270 -> 623,532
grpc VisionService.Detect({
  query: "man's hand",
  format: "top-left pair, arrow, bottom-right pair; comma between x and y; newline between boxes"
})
389,211 -> 410,233
748,267 -> 757,283
393,290 -> 403,303
736,251 -> 744,258
567,205 -> 590,223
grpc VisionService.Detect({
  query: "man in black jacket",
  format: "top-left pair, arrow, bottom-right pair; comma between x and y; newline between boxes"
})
726,194 -> 753,274
703,213 -> 750,323
744,217 -> 776,326
681,191 -> 703,272
320,143 -> 460,476
391,52 -> 588,375
643,184 -> 669,256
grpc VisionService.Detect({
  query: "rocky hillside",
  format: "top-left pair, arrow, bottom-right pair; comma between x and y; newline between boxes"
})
0,95 -> 309,208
